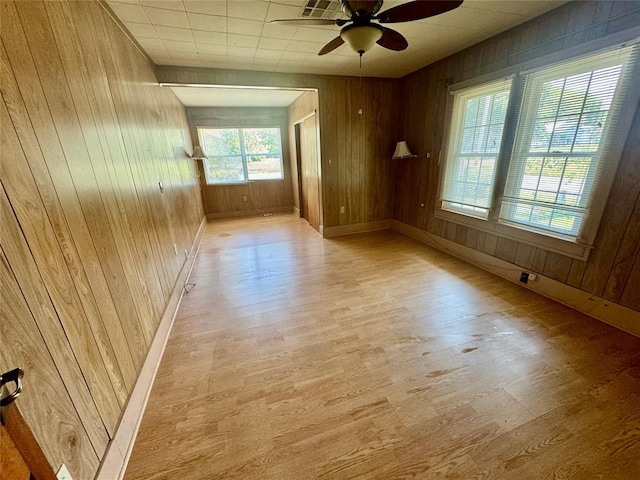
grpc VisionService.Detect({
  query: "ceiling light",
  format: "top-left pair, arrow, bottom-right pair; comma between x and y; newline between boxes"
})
340,24 -> 383,56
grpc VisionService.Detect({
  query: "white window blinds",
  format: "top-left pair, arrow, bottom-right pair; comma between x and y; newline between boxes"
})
441,79 -> 513,217
500,44 -> 639,238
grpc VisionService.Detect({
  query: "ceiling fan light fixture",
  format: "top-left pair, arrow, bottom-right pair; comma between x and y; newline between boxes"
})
340,24 -> 383,56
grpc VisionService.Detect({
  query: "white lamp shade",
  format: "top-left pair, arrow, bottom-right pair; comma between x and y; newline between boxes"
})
192,145 -> 207,160
341,25 -> 383,55
393,141 -> 415,159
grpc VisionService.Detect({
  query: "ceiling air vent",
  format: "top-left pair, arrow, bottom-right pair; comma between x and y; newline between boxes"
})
301,0 -> 342,19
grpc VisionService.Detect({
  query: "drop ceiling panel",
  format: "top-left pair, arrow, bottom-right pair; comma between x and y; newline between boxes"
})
106,0 -> 569,78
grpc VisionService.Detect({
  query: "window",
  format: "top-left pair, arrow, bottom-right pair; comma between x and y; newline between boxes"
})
441,79 -> 512,217
198,127 -> 284,185
441,42 -> 638,246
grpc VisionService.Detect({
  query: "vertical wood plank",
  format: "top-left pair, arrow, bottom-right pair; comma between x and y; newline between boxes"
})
543,252 -> 573,283
514,243 -> 536,270
602,193 -> 640,303
620,249 -> 640,310
567,259 -> 588,288
495,237 -> 518,264
532,248 -> 548,274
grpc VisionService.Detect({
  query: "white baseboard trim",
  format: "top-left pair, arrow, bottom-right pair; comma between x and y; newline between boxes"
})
95,215 -> 207,480
206,206 -> 292,220
322,219 -> 392,238
392,220 -> 640,338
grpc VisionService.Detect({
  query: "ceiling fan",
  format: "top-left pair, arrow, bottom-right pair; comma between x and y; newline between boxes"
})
272,0 -> 463,57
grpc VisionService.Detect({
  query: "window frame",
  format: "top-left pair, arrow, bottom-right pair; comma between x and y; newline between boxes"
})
197,126 -> 285,185
441,77 -> 515,220
436,33 -> 640,261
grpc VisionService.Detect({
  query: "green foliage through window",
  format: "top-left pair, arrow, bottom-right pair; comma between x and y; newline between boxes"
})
198,127 -> 284,184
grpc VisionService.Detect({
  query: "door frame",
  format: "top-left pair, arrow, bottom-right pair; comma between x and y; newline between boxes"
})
1,402 -> 57,480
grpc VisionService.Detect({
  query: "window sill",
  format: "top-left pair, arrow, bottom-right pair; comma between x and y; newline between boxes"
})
205,179 -> 285,186
435,208 -> 592,261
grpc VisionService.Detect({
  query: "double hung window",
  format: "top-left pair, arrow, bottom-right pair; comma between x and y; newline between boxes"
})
198,127 -> 284,185
441,42 -> 638,247
441,79 -> 512,217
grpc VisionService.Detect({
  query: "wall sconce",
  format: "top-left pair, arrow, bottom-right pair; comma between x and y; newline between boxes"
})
392,141 -> 417,159
191,145 -> 207,161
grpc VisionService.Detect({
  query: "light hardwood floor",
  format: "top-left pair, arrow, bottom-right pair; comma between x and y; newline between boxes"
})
125,214 -> 640,480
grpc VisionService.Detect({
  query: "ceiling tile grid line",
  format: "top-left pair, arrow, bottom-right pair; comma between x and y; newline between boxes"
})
106,0 -> 569,78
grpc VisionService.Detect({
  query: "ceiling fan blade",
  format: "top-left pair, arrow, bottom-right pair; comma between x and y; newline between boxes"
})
376,27 -> 408,51
318,36 -> 345,55
271,18 -> 338,26
378,0 -> 463,23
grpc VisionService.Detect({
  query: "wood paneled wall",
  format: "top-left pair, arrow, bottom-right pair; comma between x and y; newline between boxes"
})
393,0 -> 640,312
186,107 -> 293,216
157,67 -> 399,228
288,91 -> 319,213
0,1 -> 202,478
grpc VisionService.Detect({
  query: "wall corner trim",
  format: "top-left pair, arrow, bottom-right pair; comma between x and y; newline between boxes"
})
392,220 -> 640,338
95,215 -> 208,480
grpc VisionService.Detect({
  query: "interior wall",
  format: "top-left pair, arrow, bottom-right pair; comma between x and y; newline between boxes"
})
0,1 -> 202,478
394,0 -> 640,312
187,107 -> 293,216
156,66 -> 400,229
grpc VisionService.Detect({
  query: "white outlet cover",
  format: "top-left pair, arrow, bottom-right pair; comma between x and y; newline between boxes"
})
57,464 -> 73,480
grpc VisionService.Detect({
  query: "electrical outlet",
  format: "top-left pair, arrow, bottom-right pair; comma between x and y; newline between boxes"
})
57,464 -> 73,480
242,195 -> 248,202
340,206 -> 345,214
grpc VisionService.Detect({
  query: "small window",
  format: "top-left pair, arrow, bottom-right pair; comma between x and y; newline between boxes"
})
198,127 -> 284,185
440,42 -> 638,246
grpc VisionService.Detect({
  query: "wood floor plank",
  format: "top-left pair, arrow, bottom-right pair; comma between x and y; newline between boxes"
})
125,214 -> 640,480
